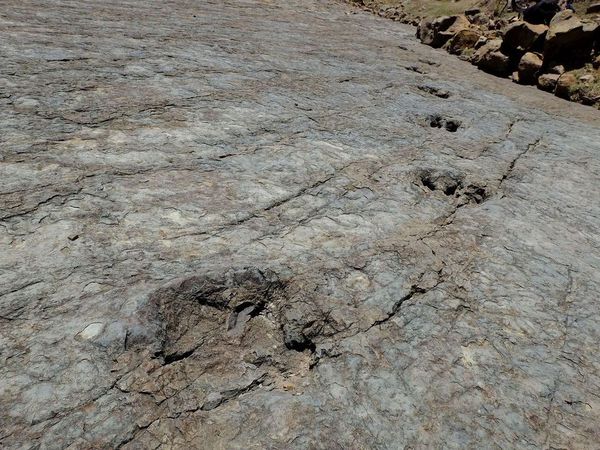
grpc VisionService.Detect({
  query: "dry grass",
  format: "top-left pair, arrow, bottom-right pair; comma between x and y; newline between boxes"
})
570,67 -> 600,96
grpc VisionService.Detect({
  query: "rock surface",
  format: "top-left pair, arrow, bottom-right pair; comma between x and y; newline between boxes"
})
1,0 -> 600,448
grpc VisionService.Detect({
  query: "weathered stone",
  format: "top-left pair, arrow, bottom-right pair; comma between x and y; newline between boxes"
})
466,10 -> 490,27
579,74 -> 595,83
417,18 -> 436,44
579,87 -> 600,106
587,2 -> 600,14
474,13 -> 491,26
549,9 -> 574,26
548,64 -> 565,74
502,21 -> 548,54
537,72 -> 560,91
443,29 -> 481,55
489,17 -> 509,31
417,14 -> 471,48
518,52 -> 544,84
544,10 -> 598,67
555,71 -> 578,98
522,0 -> 561,24
471,38 -> 501,63
474,40 -> 512,76
1,0 -> 600,449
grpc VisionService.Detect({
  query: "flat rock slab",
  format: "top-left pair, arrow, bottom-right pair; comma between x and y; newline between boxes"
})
1,0 -> 600,448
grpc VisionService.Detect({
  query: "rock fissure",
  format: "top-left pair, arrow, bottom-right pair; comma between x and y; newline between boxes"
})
499,138 -> 542,188
367,285 -> 429,329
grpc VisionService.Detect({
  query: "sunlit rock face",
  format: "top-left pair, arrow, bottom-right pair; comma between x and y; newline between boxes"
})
1,0 -> 600,448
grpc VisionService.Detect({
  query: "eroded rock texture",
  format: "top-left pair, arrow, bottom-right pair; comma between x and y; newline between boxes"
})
2,0 -> 600,448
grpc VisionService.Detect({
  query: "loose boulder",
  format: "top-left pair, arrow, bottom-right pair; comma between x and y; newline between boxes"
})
518,52 -> 544,84
537,72 -> 560,91
417,15 -> 471,48
471,38 -> 501,64
554,72 -> 578,98
543,10 -> 598,68
579,88 -> 600,107
465,8 -> 490,27
587,2 -> 600,14
471,38 -> 516,77
444,29 -> 481,55
522,0 -> 561,25
502,21 -> 548,55
475,41 -> 512,76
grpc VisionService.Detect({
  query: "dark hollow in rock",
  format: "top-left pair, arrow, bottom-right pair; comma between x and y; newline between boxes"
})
418,170 -> 490,205
428,114 -> 462,132
418,85 -> 451,98
135,267 -> 343,372
284,334 -> 317,353
420,171 -> 462,195
418,58 -> 441,67
405,65 -> 427,73
112,268 -> 350,421
461,183 -> 489,204
146,268 -> 285,363
280,303 -> 342,354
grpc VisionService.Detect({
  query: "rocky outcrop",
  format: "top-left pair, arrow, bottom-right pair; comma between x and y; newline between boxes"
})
2,0 -> 600,448
417,7 -> 600,109
417,14 -> 471,48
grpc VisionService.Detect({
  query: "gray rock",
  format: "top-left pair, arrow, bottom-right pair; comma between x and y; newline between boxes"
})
1,0 -> 600,449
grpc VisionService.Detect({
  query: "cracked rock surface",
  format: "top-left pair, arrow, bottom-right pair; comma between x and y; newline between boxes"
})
2,0 -> 600,448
